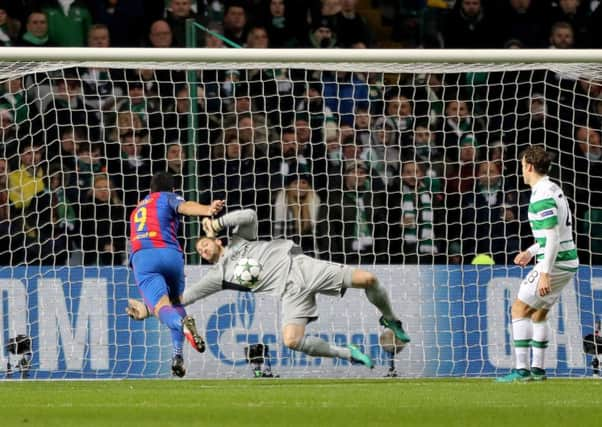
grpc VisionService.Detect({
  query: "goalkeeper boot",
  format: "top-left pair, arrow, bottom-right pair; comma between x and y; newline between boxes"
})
495,369 -> 532,383
379,316 -> 411,343
348,345 -> 374,369
171,354 -> 186,378
182,316 -> 206,353
530,367 -> 547,381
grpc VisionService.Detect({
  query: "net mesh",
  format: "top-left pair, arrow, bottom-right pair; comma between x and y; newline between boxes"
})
0,57 -> 600,378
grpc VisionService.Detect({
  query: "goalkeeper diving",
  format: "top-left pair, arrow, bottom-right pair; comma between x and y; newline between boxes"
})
127,208 -> 410,368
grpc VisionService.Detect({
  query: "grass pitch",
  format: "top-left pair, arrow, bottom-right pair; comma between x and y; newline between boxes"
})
1,378 -> 601,427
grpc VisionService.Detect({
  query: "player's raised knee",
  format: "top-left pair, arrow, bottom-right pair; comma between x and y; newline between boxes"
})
283,334 -> 303,350
351,269 -> 377,289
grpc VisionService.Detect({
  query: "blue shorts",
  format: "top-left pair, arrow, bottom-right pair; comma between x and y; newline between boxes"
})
131,248 -> 185,311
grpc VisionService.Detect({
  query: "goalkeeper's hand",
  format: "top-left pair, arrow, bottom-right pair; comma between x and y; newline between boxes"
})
202,217 -> 223,238
126,299 -> 151,320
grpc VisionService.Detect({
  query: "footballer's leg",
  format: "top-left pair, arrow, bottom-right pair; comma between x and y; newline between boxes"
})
530,309 -> 549,381
496,299 -> 536,383
282,321 -> 373,369
351,269 -> 410,343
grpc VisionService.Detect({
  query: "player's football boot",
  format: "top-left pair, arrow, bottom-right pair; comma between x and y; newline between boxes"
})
379,316 -> 411,343
348,345 -> 374,369
182,316 -> 206,353
495,369 -> 532,383
530,367 -> 547,381
171,354 -> 186,377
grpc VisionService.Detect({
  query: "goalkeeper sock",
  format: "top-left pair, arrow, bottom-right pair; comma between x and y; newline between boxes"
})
365,278 -> 396,322
512,317 -> 532,370
531,321 -> 549,370
295,336 -> 351,359
158,305 -> 185,356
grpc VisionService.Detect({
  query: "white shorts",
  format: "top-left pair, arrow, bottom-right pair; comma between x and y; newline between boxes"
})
517,265 -> 575,310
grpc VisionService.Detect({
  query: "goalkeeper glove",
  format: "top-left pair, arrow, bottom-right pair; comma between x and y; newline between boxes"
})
126,299 -> 151,320
202,217 -> 223,238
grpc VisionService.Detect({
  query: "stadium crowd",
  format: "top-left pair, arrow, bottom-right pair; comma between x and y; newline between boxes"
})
0,0 -> 601,267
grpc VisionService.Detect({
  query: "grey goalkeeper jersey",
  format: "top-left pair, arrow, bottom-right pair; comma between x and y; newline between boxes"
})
183,209 -> 297,304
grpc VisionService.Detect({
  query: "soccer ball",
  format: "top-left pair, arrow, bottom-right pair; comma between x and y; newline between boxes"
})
379,329 -> 406,354
233,258 -> 262,288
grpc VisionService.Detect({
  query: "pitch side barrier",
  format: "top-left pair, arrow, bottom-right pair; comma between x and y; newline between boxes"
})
0,265 -> 599,378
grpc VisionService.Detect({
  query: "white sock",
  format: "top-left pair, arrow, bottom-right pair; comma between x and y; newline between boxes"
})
512,317 -> 532,370
531,321 -> 549,370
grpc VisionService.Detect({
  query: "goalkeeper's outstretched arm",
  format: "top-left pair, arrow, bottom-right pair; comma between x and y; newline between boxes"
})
203,209 -> 258,240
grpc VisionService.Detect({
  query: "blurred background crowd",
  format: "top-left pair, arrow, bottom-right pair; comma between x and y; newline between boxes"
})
0,0 -> 601,267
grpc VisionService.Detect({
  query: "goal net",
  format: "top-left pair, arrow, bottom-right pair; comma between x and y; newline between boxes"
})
0,48 -> 600,379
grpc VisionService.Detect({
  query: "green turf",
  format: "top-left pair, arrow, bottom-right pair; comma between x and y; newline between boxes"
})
1,378 -> 602,427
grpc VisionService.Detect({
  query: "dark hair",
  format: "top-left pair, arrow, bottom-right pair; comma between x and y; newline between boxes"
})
151,171 -> 175,192
521,145 -> 553,175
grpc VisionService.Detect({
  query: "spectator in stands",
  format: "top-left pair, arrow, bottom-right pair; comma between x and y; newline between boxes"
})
165,142 -> 186,192
353,103 -> 371,146
323,72 -> 369,126
38,164 -> 78,265
260,0 -> 300,48
205,21 -> 226,48
273,173 -> 322,256
8,144 -> 46,212
148,19 -> 173,47
222,2 -> 247,47
73,141 -> 106,202
204,127 -> 270,236
0,157 -> 27,265
387,160 -> 442,264
19,11 -> 52,47
383,89 -> 414,146
442,0 -> 500,48
117,80 -> 163,159
295,81 -> 335,145
108,130 -> 152,213
306,15 -> 338,48
443,133 -> 480,263
498,0 -> 547,47
92,0 -> 145,47
0,4 -> 21,46
166,0 -> 206,47
335,0 -> 372,48
411,124 -> 444,179
245,25 -> 269,48
549,21 -> 575,48
572,125 -> 602,219
362,116 -> 400,187
462,160 -> 520,264
43,0 -> 92,47
317,160 -> 387,264
44,72 -> 97,144
107,110 -> 145,160
80,25 -> 125,135
547,0 -> 589,48
0,78 -> 34,137
80,173 -> 126,265
55,127 -> 79,173
438,99 -> 486,160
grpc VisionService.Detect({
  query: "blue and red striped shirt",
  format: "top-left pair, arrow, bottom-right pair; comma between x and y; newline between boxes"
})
129,192 -> 185,255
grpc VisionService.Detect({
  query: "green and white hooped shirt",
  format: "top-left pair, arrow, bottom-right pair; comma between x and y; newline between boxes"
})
528,176 -> 579,272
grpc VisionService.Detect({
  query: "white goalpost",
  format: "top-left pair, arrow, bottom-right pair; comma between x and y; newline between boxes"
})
0,48 -> 600,379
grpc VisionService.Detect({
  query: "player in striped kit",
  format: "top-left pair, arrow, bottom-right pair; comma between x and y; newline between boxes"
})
497,146 -> 579,382
129,171 -> 223,377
